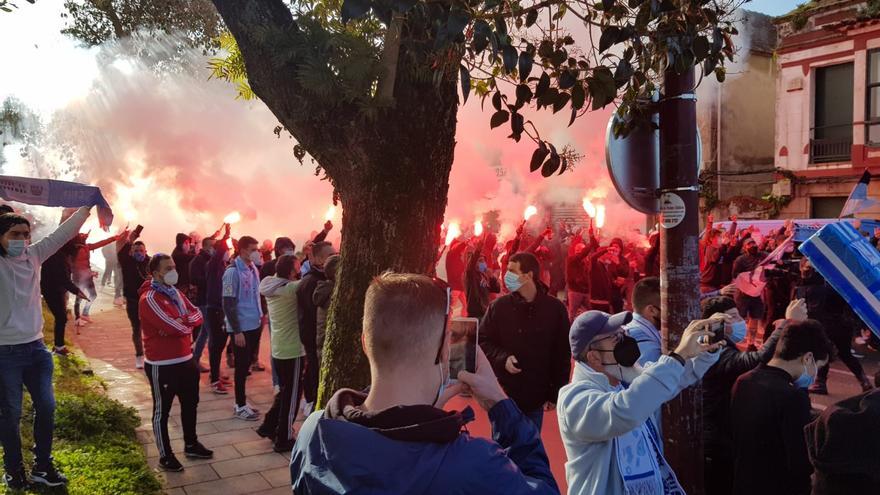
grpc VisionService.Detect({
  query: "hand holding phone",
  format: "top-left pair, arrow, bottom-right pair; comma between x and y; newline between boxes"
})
448,317 -> 479,382
132,224 -> 144,240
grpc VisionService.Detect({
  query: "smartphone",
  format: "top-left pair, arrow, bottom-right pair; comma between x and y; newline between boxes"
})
708,320 -> 726,344
448,317 -> 479,382
132,224 -> 144,237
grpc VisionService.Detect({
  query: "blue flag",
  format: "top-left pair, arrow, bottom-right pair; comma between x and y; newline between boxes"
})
839,169 -> 876,218
0,175 -> 114,229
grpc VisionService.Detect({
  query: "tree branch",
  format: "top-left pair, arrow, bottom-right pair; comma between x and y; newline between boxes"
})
375,13 -> 403,104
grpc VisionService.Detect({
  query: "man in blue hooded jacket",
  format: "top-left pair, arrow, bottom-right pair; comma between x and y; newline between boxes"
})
290,272 -> 559,494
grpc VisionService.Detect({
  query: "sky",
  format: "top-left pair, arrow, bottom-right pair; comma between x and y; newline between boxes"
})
0,0 -> 803,254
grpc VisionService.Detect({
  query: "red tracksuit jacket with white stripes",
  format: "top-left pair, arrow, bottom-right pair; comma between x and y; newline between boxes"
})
138,279 -> 204,365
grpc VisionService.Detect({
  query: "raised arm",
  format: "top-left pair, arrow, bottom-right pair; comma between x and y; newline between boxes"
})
32,206 -> 90,264
86,234 -> 120,251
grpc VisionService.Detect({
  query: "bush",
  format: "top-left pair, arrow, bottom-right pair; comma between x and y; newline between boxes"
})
0,307 -> 161,495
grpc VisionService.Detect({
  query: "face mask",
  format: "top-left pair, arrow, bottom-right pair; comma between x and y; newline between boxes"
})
5,239 -> 27,257
206,247 -> 215,257
283,249 -> 295,256
729,320 -> 748,344
223,251 -> 231,262
748,246 -> 758,255
612,335 -> 642,367
249,250 -> 262,265
478,262 -> 488,273
163,269 -> 179,286
504,271 -> 523,292
133,252 -> 146,263
794,357 -> 817,389
606,362 -> 643,384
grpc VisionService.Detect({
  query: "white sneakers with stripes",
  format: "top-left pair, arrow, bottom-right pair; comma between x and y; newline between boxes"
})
233,404 -> 260,421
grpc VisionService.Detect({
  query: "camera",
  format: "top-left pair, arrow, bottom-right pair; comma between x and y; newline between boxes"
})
763,259 -> 799,279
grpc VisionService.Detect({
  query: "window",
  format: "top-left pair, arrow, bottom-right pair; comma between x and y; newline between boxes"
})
811,62 -> 854,163
868,50 -> 880,145
810,196 -> 848,218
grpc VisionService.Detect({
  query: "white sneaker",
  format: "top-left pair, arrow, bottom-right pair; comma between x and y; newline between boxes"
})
135,356 -> 144,369
233,404 -> 260,421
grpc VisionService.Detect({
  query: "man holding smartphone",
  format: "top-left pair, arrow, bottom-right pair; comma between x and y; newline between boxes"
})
290,273 -> 559,494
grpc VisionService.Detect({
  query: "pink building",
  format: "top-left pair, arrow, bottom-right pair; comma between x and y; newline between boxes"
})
775,0 -> 880,218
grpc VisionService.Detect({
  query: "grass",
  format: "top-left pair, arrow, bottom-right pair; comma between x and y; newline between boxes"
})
0,307 -> 162,495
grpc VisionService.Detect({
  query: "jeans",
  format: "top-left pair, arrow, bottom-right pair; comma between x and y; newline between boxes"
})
145,360 -> 200,458
125,296 -> 144,356
74,276 -> 97,318
43,291 -> 68,349
192,305 -> 210,363
524,407 -> 544,432
232,330 -> 260,406
207,307 -> 229,383
0,339 -> 56,471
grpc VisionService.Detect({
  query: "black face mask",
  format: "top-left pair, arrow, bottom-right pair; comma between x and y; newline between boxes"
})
595,335 -> 642,368
748,246 -> 758,255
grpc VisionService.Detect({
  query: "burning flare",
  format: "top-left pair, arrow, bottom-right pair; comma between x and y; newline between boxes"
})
445,222 -> 461,246
595,204 -> 606,229
223,211 -> 241,224
474,220 -> 484,237
523,205 -> 538,221
226,238 -> 234,249
324,205 -> 336,221
582,198 -> 596,218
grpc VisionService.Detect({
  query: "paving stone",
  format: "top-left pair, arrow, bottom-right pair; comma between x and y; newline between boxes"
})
161,464 -> 219,488
197,428 -> 262,449
211,452 -> 289,478
232,438 -> 274,457
259,466 -> 291,488
182,472 -> 271,495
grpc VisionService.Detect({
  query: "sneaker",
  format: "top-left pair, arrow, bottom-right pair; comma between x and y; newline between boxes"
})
251,361 -> 266,372
273,439 -> 295,453
233,404 -> 260,421
808,382 -> 828,395
3,466 -> 30,490
80,315 -> 93,323
211,381 -> 229,395
31,463 -> 68,487
852,351 -> 865,359
246,403 -> 261,413
53,346 -> 71,357
184,442 -> 214,459
158,455 -> 184,472
135,355 -> 145,369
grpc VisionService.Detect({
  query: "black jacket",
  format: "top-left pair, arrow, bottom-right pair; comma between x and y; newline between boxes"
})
478,286 -> 570,413
297,269 -> 327,352
205,240 -> 229,309
731,364 -> 813,495
703,327 -> 783,458
189,250 -> 211,307
40,250 -> 79,296
171,246 -> 195,289
118,242 -> 150,299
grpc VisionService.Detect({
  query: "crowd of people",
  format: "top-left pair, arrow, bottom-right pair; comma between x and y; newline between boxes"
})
1,201 -> 879,494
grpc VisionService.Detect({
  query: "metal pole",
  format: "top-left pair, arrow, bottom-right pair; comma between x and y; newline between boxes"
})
659,66 -> 704,494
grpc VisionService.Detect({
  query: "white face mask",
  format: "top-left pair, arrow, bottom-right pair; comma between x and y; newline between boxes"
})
163,269 -> 179,286
283,249 -> 295,256
5,239 -> 28,257
249,250 -> 262,265
605,362 -> 643,385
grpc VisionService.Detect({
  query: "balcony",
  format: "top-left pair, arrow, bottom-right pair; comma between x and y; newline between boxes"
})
809,124 -> 852,165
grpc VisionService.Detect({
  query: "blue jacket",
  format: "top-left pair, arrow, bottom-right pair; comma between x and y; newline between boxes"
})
290,390 -> 559,495
222,256 -> 262,332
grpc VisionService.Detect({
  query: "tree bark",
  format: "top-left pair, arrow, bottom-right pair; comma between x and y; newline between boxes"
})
211,0 -> 461,404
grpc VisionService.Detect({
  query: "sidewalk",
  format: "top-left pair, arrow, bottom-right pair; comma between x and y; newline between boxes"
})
71,286 -> 289,495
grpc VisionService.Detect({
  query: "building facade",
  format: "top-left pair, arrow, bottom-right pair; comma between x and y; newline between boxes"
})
775,0 -> 880,218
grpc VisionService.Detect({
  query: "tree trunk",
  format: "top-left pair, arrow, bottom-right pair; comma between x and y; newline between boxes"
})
319,64 -> 460,404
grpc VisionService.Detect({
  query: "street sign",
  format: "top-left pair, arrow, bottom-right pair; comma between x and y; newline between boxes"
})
605,111 -> 702,214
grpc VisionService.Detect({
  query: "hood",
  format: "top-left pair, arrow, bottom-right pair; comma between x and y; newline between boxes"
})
137,278 -> 154,295
807,389 -> 880,477
273,236 -> 295,257
323,388 -> 473,443
175,233 -> 190,248
259,275 -> 292,297
571,360 -> 615,393
313,279 -> 334,307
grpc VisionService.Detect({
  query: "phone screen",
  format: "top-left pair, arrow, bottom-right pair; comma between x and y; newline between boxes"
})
133,224 -> 144,237
709,320 -> 726,344
448,317 -> 479,381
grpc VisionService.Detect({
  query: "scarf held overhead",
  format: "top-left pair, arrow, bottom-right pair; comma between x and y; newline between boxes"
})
0,175 -> 114,230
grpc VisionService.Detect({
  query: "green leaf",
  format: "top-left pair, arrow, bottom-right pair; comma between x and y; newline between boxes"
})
490,110 -> 510,129
341,0 -> 371,23
715,66 -> 726,83
704,56 -> 718,77
518,51 -> 534,83
559,156 -> 568,175
541,151 -> 561,177
571,83 -> 586,110
515,84 -> 533,107
538,40 -> 554,59
525,9 -> 539,27
535,72 -> 551,98
551,48 -> 567,67
559,70 -> 577,90
693,36 -> 710,60
537,87 -> 558,109
552,92 -> 571,113
502,45 -> 518,74
509,112 -> 525,142
447,8 -> 471,38
530,143 -> 550,172
492,91 -> 502,111
599,26 -> 620,53
602,0 -> 616,10
473,20 -> 490,54
569,106 -> 578,127
459,65 -> 471,104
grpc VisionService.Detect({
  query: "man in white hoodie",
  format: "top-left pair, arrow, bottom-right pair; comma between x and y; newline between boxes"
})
0,206 -> 91,490
556,310 -> 725,495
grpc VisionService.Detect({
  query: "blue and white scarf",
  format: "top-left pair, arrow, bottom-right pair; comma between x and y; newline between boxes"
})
151,280 -> 187,316
614,388 -> 685,495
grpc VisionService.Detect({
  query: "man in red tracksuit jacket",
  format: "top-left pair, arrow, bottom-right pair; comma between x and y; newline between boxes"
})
139,253 -> 214,472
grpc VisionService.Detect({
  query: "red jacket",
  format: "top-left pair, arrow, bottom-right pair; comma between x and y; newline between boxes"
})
138,280 -> 203,365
